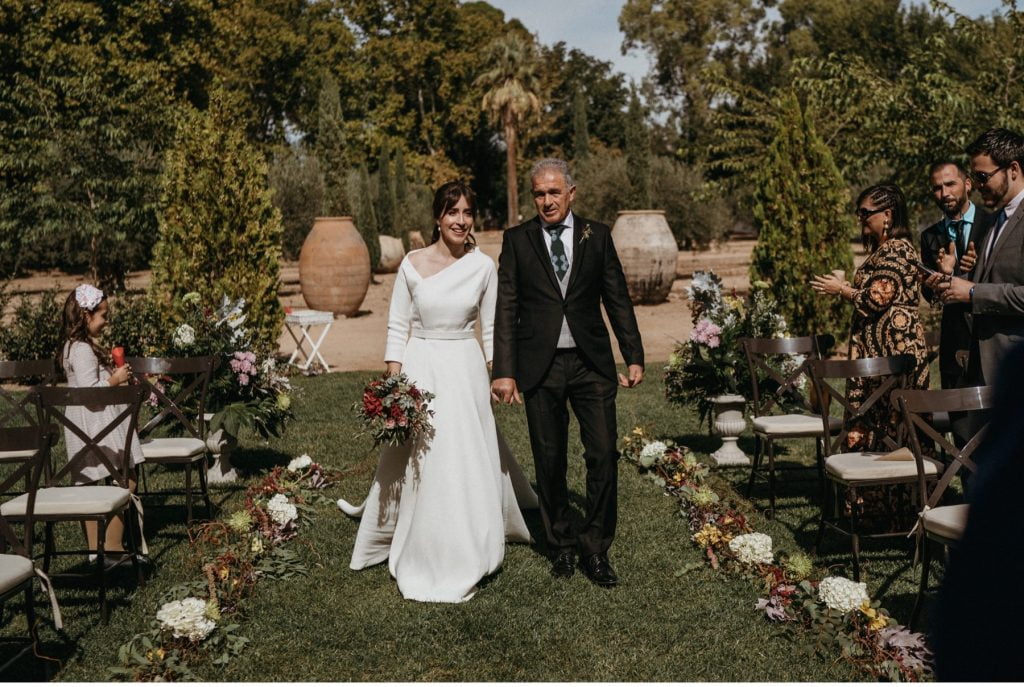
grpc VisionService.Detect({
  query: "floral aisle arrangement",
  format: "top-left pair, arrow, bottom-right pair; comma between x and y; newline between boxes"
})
109,454 -> 340,681
172,294 -> 294,440
663,270 -> 792,425
354,373 -> 436,447
621,427 -> 933,682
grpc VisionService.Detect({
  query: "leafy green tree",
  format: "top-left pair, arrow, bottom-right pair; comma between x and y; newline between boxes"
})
750,91 -> 853,342
394,145 -> 410,223
476,33 -> 542,225
625,91 -> 652,208
151,90 -> 284,353
377,140 -> 397,236
572,88 -> 591,161
356,164 -> 381,270
317,72 -> 350,216
269,145 -> 324,260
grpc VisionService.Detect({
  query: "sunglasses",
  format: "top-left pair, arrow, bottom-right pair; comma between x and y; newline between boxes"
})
854,207 -> 887,221
971,166 -> 1006,186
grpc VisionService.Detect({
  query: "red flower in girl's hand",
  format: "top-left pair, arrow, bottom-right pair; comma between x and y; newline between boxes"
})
363,392 -> 383,416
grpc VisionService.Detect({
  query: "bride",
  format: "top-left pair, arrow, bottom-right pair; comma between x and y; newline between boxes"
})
338,180 -> 538,603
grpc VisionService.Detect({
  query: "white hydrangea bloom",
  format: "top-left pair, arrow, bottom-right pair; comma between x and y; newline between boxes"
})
172,324 -> 196,348
287,454 -> 313,473
639,441 -> 668,467
266,493 -> 297,526
728,532 -> 774,565
818,576 -> 870,613
156,597 -> 216,642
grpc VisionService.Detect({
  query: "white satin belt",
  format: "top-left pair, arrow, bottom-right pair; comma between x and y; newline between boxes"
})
410,328 -> 475,340
337,498 -> 365,517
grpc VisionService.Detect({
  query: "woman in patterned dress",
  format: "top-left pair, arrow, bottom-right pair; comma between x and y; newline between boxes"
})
812,184 -> 930,528
813,183 -> 930,447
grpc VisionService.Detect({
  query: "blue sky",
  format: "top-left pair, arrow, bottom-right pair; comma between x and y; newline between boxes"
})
485,0 -> 1007,85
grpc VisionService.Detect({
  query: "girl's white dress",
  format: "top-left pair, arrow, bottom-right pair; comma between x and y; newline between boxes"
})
61,341 -> 144,484
339,249 -> 538,603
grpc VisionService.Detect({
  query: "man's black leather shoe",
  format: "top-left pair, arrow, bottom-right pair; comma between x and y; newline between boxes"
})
551,550 -> 576,578
581,553 -> 618,587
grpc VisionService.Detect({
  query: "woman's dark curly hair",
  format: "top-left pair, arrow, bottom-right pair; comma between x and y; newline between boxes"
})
58,289 -> 110,371
856,183 -> 911,252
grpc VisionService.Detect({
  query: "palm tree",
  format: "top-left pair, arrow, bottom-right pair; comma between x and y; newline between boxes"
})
476,34 -> 542,227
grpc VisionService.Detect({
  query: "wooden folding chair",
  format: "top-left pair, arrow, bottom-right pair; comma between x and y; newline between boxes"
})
741,335 -> 838,518
0,360 -> 56,483
127,356 -> 216,523
808,354 -> 925,581
893,385 -> 994,629
0,423 -> 56,676
1,385 -> 147,624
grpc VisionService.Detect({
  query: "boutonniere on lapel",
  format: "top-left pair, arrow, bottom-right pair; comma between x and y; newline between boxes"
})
580,224 -> 593,242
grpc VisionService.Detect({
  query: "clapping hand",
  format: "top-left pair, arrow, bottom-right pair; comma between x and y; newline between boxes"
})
810,273 -> 844,296
959,241 -> 977,273
936,241 -> 957,275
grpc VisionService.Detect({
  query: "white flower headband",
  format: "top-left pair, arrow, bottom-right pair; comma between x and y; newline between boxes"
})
75,284 -> 104,311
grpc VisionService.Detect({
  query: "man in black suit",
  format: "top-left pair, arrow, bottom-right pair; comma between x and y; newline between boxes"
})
490,158 -> 644,587
919,160 -> 993,445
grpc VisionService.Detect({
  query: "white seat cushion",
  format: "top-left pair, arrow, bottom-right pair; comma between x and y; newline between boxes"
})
0,554 -> 33,593
825,452 -> 942,481
753,413 -> 842,436
1,486 -> 130,517
0,448 -> 37,463
923,503 -> 968,541
140,437 -> 206,460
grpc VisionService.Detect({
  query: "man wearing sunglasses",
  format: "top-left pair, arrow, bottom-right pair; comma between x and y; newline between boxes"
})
930,128 -> 1024,387
919,161 -> 995,446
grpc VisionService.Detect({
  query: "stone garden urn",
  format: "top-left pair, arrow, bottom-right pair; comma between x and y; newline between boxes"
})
709,394 -> 751,466
204,412 -> 238,483
298,216 -> 370,315
610,210 -> 678,304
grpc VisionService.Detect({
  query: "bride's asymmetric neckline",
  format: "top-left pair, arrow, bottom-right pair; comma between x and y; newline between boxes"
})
405,250 -> 472,281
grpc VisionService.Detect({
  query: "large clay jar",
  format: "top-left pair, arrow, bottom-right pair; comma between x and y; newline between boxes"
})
299,217 -> 370,315
377,235 -> 405,273
611,210 -> 678,304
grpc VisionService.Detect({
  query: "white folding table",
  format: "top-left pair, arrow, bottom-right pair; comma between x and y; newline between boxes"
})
284,309 -> 334,371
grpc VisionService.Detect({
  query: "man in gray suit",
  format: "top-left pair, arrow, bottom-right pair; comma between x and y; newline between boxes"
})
931,128 -> 1024,386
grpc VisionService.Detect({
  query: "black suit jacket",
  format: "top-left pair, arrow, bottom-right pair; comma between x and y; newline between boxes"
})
492,213 -> 644,392
919,207 -> 994,380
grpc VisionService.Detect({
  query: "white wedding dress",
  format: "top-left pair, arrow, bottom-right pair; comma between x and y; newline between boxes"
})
338,248 -> 538,603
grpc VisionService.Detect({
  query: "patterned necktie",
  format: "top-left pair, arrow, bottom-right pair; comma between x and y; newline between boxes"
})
547,225 -> 569,280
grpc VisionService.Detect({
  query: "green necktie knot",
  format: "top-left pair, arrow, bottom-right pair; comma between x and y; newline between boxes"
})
547,224 -> 569,280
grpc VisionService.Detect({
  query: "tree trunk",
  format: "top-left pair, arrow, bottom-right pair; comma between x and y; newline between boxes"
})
504,120 -> 518,228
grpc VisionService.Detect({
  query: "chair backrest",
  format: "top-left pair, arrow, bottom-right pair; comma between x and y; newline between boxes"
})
0,423 -> 50,557
126,356 -> 216,440
0,359 -> 56,430
893,385 -> 995,509
741,334 -> 834,417
38,385 -> 145,489
808,354 -> 915,454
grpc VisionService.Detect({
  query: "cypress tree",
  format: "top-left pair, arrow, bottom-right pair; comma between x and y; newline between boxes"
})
750,91 -> 854,342
317,72 -> 349,216
357,164 -> 381,270
625,91 -> 651,208
151,90 -> 283,353
377,141 -> 397,236
572,88 -> 590,161
394,146 -> 409,221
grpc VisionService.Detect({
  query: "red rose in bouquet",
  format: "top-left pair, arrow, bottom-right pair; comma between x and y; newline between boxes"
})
353,373 -> 435,447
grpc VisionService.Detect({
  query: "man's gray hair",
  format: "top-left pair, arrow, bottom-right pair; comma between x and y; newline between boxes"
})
530,158 -> 575,187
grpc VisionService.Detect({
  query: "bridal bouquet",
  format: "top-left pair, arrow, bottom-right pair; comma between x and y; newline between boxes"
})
355,373 -> 436,447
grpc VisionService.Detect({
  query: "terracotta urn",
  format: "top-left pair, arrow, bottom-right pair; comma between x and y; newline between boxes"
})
299,217 -> 370,316
377,235 -> 405,273
610,210 -> 678,304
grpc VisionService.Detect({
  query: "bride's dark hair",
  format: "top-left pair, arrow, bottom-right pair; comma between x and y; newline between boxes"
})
430,180 -> 477,250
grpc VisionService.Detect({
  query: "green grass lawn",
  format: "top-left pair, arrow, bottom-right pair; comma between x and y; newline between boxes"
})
2,367 -> 935,681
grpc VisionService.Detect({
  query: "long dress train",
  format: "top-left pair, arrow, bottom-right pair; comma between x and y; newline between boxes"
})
338,249 -> 538,603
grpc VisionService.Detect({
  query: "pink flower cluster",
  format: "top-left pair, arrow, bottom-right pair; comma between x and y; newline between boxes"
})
230,351 -> 258,386
690,319 -> 722,349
